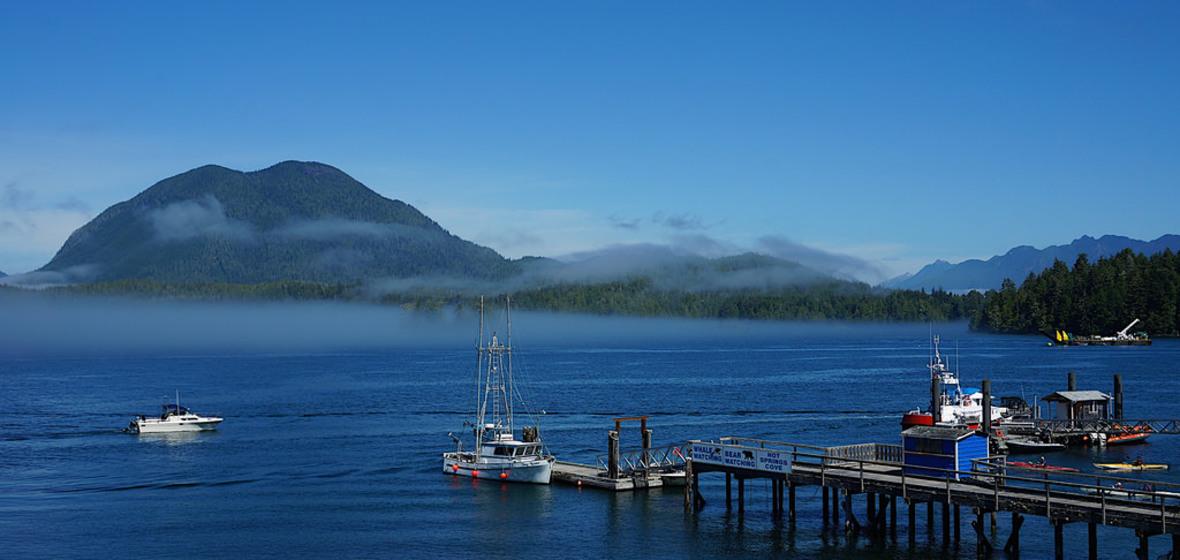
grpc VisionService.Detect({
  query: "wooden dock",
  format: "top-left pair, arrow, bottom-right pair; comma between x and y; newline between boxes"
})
685,437 -> 1180,560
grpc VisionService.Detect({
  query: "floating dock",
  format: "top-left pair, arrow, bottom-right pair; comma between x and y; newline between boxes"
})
552,460 -> 683,490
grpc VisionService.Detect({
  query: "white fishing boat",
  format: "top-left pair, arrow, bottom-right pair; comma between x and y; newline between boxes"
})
443,296 -> 555,484
125,393 -> 223,434
901,336 -> 1015,429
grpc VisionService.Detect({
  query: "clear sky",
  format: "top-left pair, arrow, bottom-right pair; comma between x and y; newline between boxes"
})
2,1 -> 1176,282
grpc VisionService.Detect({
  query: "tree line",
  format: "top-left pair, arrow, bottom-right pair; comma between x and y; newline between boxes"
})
971,248 -> 1180,336
32,247 -> 1180,337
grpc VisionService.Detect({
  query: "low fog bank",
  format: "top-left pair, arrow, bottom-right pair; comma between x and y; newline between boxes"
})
0,295 -> 968,358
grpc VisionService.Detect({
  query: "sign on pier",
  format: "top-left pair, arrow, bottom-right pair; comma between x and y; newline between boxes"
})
689,441 -> 792,474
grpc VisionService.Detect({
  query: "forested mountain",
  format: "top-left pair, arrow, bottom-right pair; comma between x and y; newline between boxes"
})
885,235 -> 1180,292
972,249 -> 1180,336
37,161 -> 515,284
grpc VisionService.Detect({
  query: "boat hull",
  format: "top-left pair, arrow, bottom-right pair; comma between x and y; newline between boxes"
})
442,453 -> 554,484
129,417 -> 223,434
1105,432 -> 1150,445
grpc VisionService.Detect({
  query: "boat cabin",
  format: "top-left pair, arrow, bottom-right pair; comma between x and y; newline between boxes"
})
901,425 -> 988,480
1041,390 -> 1111,421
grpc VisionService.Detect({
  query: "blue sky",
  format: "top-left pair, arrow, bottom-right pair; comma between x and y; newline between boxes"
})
2,2 -> 1176,282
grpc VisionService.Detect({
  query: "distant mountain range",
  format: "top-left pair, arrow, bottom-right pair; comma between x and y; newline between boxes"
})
18,160 -> 1177,296
25,161 -> 836,292
883,234 -> 1180,293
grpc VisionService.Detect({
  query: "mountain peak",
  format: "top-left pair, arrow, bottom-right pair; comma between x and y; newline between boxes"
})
38,161 -> 508,285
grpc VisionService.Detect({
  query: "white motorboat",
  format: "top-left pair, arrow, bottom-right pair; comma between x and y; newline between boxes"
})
126,394 -> 223,434
443,296 -> 555,484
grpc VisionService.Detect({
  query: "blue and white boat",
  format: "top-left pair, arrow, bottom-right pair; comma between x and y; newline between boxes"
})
126,393 -> 223,434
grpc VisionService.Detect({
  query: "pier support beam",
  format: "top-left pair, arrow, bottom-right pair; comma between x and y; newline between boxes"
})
908,501 -> 916,544
788,482 -> 796,523
737,477 -> 745,515
1088,522 -> 1097,560
942,502 -> 950,546
1135,531 -> 1149,560
822,486 -> 829,523
890,495 -> 897,540
971,511 -> 993,557
842,490 -> 860,534
927,501 -> 934,538
1054,520 -> 1064,560
725,473 -> 732,509
1002,512 -> 1023,555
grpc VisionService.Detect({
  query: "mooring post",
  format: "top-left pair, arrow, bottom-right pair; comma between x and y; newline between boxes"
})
641,428 -> 652,467
1068,371 -> 1077,391
607,430 -> 620,479
683,458 -> 693,511
982,380 -> 992,434
1114,374 -> 1124,420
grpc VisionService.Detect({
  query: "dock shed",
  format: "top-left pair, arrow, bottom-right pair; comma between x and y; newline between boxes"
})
1042,390 -> 1111,421
901,426 -> 987,480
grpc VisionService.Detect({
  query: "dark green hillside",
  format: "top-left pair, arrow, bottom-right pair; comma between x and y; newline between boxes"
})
40,161 -> 513,284
972,249 -> 1180,336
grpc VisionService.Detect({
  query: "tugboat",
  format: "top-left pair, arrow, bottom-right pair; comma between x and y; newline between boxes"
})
442,296 -> 555,484
901,336 -> 1015,429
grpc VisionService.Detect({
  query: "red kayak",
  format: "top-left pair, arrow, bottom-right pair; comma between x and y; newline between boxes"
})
1007,461 -> 1079,472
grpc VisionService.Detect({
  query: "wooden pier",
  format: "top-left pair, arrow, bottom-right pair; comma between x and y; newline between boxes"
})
685,437 -> 1180,560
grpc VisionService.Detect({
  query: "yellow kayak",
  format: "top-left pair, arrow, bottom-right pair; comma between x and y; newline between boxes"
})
1093,462 -> 1169,470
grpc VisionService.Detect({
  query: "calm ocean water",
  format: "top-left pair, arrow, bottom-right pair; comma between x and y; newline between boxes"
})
3,306 -> 1179,559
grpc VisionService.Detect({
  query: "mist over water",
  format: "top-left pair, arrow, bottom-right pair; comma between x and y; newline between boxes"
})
0,295 -> 960,357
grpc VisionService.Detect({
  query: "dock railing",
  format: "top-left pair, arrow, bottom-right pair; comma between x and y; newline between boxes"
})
595,444 -> 686,475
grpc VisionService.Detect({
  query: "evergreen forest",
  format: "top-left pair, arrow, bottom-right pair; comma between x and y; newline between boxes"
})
971,249 -> 1180,336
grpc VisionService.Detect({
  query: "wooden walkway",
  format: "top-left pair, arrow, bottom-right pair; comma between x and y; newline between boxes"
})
685,437 -> 1180,559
